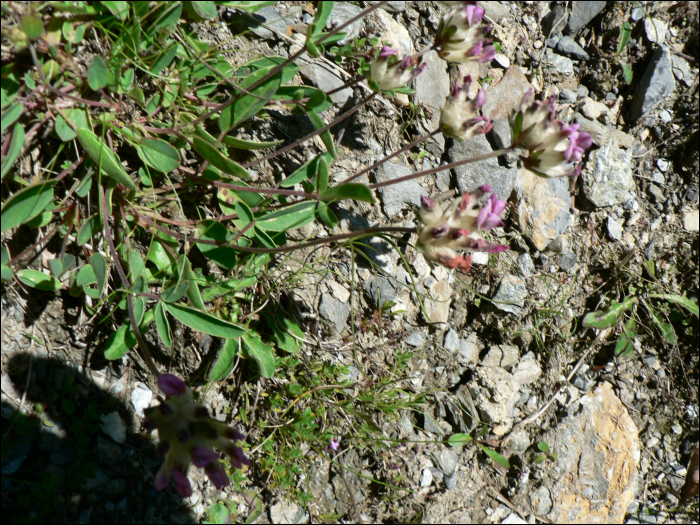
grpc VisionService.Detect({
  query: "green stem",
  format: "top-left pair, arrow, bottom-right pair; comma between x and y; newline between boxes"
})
368,147 -> 513,189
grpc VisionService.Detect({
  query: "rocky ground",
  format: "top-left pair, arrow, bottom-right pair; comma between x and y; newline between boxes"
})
1,1 -> 699,524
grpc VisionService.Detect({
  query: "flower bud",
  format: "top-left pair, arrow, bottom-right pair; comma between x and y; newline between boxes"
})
440,76 -> 493,140
510,89 -> 593,177
368,46 -> 426,91
435,2 -> 496,64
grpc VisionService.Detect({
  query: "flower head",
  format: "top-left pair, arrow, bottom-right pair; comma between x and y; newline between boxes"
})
144,374 -> 250,498
368,45 -> 426,92
440,76 -> 493,140
435,2 -> 496,64
417,186 -> 509,271
510,89 -> 593,177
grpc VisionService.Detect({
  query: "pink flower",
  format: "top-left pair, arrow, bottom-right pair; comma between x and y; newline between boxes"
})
144,375 -> 250,497
417,186 -> 509,270
510,89 -> 593,177
435,2 -> 496,64
368,46 -> 426,91
440,76 -> 493,140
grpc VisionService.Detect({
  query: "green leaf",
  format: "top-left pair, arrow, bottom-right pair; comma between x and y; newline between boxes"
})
49,254 -> 75,278
55,107 -> 88,142
256,201 -> 316,232
176,254 -> 206,311
274,86 -> 333,112
617,21 -> 632,55
244,57 -> 299,85
220,1 -> 276,14
21,14 -> 44,39
222,135 -> 283,150
150,45 -> 178,75
649,308 -> 676,344
137,137 -> 180,173
192,137 -> 250,178
186,1 -> 218,19
219,66 -> 282,132
614,318 -> 636,358
208,337 -> 239,381
155,301 -> 173,348
88,56 -> 110,90
196,220 -> 240,270
1,180 -> 55,233
104,325 -> 136,360
1,103 -> 23,134
165,302 -> 246,339
537,441 -> 550,453
309,1 -> 334,37
316,156 -> 329,193
306,109 -> 336,159
316,201 -> 338,229
620,61 -> 633,85
319,183 -> 375,203
648,293 -> 699,317
162,280 -> 189,303
241,333 -> 275,377
2,264 -> 14,282
447,433 -> 473,447
91,252 -> 107,293
280,153 -> 331,188
77,265 -> 97,286
151,2 -> 182,30
128,249 -> 144,283
77,129 -> 136,190
477,443 -> 510,469
99,1 -> 129,20
582,297 -> 638,329
265,311 -> 303,354
147,240 -> 174,272
76,214 -> 102,246
17,269 -> 62,291
1,123 -> 25,179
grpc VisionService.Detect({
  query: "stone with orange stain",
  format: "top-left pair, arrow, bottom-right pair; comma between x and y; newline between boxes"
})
543,382 -> 640,523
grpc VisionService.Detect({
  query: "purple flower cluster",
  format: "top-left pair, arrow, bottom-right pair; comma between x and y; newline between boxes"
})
435,2 -> 496,64
417,185 -> 509,271
144,374 -> 250,498
368,45 -> 426,92
440,76 -> 493,141
511,89 -> 593,178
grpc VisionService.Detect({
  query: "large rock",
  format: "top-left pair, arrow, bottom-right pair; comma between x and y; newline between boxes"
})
413,50 -> 450,149
375,162 -> 424,219
582,138 -> 634,207
545,382 -> 640,523
513,168 -> 574,250
630,47 -> 675,120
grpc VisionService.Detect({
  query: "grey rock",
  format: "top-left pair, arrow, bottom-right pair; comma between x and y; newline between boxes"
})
531,486 -> 553,515
449,134 -> 517,203
513,169 -> 574,250
492,275 -> 527,315
420,468 -> 433,487
406,330 -> 427,347
657,158 -> 670,172
648,184 -> 665,204
517,253 -> 535,278
508,429 -> 531,454
513,353 -> 542,386
270,500 -> 303,524
429,466 -> 444,484
559,88 -> 578,104
671,55 -> 693,87
458,335 -> 480,364
365,275 -> 397,308
557,36 -> 590,60
245,6 -> 290,40
97,436 -> 122,465
298,61 -> 353,105
81,468 -> 109,490
131,385 -> 153,418
559,251 -> 578,271
480,66 -> 533,121
445,471 -> 458,490
444,329 -> 460,352
582,139 -> 634,207
577,84 -> 589,98
470,367 -> 520,435
376,162 -> 424,219
413,51 -> 450,149
39,419 -> 68,450
544,382 -> 639,523
434,448 -> 459,476
100,411 -> 127,444
573,113 -> 634,149
105,478 -> 127,495
1,438 -> 31,475
568,1 -> 607,33
319,293 -> 351,334
483,344 -> 519,368
382,1 -> 406,13
631,6 -> 645,21
644,17 -> 668,45
325,3 -> 365,44
50,445 -> 74,466
423,410 -> 444,437
489,119 -> 519,165
630,47 -> 675,120
607,217 -> 623,241
683,210 -> 699,231
545,48 -> 574,76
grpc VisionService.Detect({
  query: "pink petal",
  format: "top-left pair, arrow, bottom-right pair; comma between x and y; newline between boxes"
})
158,374 -> 187,396
172,470 -> 193,498
155,467 -> 171,491
192,447 -> 219,468
204,462 -> 230,490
